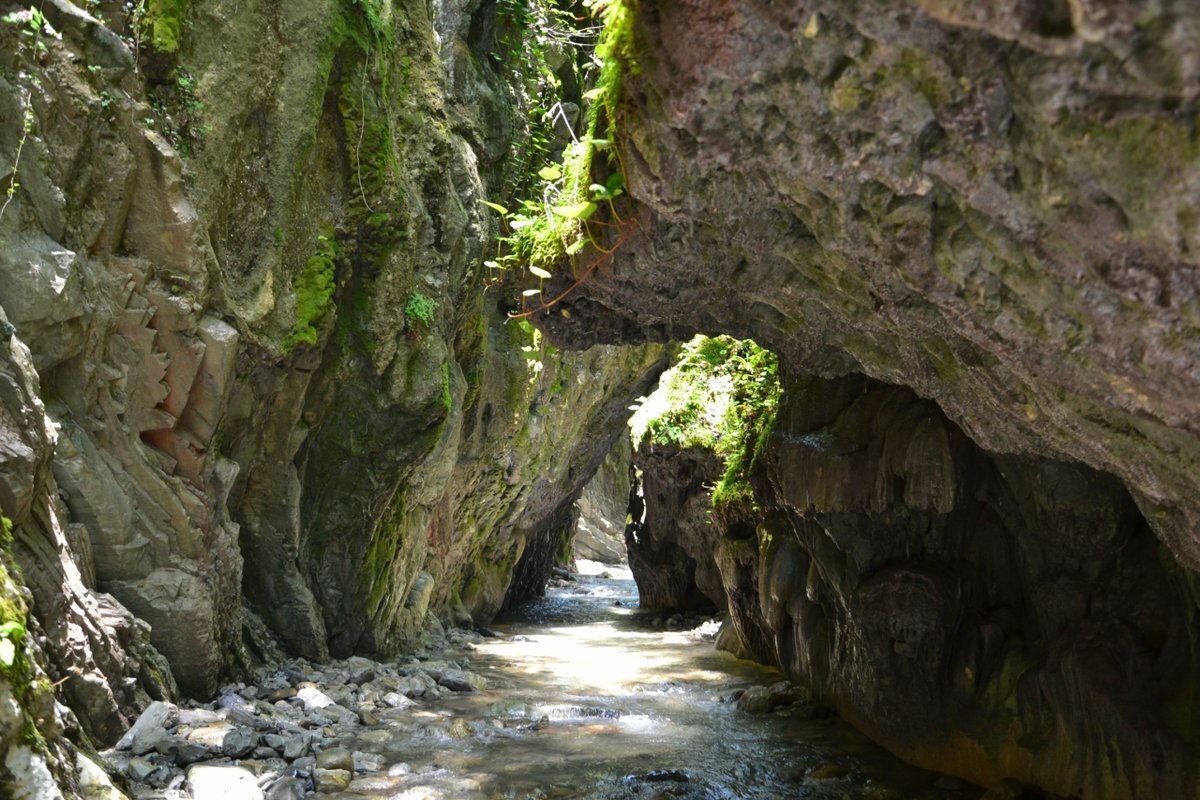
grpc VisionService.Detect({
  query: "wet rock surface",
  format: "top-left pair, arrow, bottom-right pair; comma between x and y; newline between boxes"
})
105,629 -> 493,798
706,375 -> 1200,798
109,572 -> 1000,800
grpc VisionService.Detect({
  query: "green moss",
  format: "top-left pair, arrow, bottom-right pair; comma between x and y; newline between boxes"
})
892,48 -> 951,108
631,335 -> 781,510
440,360 -> 452,413
283,233 -> 339,352
490,0 -> 637,286
142,0 -> 188,53
0,515 -> 34,722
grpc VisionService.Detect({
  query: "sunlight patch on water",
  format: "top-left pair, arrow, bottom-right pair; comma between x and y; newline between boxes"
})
344,572 -> 982,800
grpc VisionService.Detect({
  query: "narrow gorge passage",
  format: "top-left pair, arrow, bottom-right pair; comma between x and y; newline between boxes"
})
325,567 -> 981,800
3,1 -> 1200,798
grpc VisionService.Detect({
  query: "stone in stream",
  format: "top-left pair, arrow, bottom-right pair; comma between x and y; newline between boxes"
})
313,768 -> 352,793
808,764 -> 849,780
282,732 -> 311,760
315,746 -> 355,772
264,776 -> 307,800
295,686 -> 336,711
345,657 -> 378,686
357,729 -> 390,746
116,701 -> 174,751
154,733 -> 210,766
177,707 -> 223,727
736,681 -> 810,714
127,757 -> 157,782
352,750 -> 384,773
381,691 -> 414,709
437,668 -> 487,693
221,727 -> 259,758
130,725 -> 170,756
186,764 -> 264,800
394,673 -> 436,697
216,692 -> 256,713
357,708 -> 380,726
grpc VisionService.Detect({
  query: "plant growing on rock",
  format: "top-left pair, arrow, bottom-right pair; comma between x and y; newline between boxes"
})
481,0 -> 638,318
404,291 -> 437,331
283,233 -> 340,352
631,335 -> 781,509
0,5 -> 59,225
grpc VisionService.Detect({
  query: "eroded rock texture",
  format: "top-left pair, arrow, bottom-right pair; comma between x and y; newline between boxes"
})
532,1 -> 1200,797
571,435 -> 632,565
714,375 -> 1200,799
0,0 -> 664,775
625,443 -> 724,611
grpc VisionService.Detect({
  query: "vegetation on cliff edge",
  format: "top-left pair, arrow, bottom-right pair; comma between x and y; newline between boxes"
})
631,336 -> 781,508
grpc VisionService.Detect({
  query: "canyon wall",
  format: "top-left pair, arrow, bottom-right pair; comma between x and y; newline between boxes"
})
0,1 -> 663,793
4,0 -> 1200,797
533,2 -> 1200,798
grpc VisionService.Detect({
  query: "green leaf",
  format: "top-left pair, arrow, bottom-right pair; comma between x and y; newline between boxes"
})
606,172 -> 625,193
0,622 -> 23,639
0,639 -> 13,669
481,200 -> 509,216
522,288 -> 542,297
566,239 -> 587,255
582,87 -> 606,101
529,266 -> 553,279
551,202 -> 598,221
510,217 -> 536,230
538,165 -> 563,182
484,260 -> 501,269
588,138 -> 613,150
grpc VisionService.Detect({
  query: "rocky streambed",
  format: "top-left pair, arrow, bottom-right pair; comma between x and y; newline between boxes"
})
101,570 -> 1010,800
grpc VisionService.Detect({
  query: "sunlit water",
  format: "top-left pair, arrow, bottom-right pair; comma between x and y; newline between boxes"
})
340,567 -> 978,800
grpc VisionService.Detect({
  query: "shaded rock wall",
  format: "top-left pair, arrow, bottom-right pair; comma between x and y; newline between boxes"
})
0,302 -> 170,795
0,0 -> 665,774
530,1 -> 1200,797
714,374 -> 1200,799
625,443 -> 724,611
571,434 -> 632,565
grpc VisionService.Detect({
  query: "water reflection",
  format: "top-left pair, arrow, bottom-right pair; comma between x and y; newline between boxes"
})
346,568 -> 977,800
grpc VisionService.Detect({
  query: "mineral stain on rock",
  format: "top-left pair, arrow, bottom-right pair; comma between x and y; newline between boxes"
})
0,0 -> 1199,798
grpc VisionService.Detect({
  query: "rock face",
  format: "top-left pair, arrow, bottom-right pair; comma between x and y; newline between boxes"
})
571,437 -> 632,565
625,443 -> 724,611
0,0 -> 664,773
530,2 -> 1200,798
713,375 -> 1200,799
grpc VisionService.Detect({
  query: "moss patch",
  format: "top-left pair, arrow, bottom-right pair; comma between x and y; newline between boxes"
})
283,233 -> 339,352
631,335 -> 781,508
142,0 -> 189,53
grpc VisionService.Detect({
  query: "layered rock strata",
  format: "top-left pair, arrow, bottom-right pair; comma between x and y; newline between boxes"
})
0,1 -> 664,784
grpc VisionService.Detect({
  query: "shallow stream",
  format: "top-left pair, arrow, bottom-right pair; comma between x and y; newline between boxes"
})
342,566 -> 980,800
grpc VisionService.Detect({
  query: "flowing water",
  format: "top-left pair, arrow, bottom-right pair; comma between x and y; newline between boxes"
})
342,566 -> 980,800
